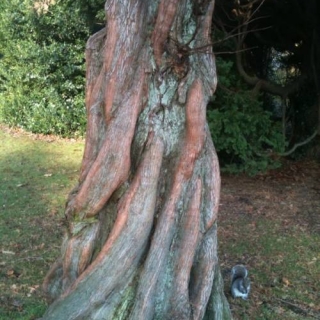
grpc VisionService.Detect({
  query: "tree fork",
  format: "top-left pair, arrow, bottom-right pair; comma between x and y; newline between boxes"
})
42,0 -> 231,319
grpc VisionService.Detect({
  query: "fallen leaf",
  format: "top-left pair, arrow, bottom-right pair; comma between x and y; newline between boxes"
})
49,209 -> 58,216
10,284 -> 18,292
2,250 -> 15,255
28,285 -> 39,294
7,269 -> 20,278
16,183 -> 28,187
44,173 -> 52,177
282,277 -> 290,286
7,269 -> 14,276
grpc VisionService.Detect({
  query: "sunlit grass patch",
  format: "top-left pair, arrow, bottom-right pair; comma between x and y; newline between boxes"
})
0,128 -> 83,319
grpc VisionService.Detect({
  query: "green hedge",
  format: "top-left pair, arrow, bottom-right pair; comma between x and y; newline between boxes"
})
0,0 -> 104,137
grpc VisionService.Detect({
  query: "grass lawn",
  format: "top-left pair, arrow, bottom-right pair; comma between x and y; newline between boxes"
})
0,126 -> 84,319
0,125 -> 319,319
219,166 -> 320,319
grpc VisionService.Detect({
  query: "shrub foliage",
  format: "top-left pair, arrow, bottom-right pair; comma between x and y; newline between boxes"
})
207,57 -> 285,174
0,0 -> 104,137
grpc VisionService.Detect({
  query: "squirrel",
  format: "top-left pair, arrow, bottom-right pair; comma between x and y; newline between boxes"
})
230,265 -> 251,300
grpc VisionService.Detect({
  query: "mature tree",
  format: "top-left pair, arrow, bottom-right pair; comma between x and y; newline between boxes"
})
42,0 -> 231,319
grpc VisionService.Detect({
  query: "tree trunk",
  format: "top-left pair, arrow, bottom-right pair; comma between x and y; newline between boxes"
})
41,0 -> 231,319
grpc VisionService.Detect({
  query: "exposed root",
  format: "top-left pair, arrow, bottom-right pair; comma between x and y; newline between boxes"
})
190,225 -> 218,320
42,259 -> 63,301
61,222 -> 100,291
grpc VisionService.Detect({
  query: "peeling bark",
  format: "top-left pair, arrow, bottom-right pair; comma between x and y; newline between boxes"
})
42,0 -> 231,319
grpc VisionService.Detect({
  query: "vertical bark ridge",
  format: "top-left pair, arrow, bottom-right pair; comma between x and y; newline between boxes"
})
80,28 -> 107,182
152,0 -> 179,66
167,178 -> 202,319
190,224 -> 218,320
184,79 -> 206,163
195,0 -> 215,42
201,130 -> 221,230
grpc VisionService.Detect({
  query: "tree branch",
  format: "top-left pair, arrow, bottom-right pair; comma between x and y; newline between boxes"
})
280,129 -> 318,156
235,28 -> 306,97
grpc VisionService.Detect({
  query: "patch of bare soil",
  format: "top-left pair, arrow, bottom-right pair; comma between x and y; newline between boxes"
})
219,160 -> 320,319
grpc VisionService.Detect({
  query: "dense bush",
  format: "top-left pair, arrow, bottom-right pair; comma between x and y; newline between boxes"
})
0,0 -> 104,137
208,57 -> 285,175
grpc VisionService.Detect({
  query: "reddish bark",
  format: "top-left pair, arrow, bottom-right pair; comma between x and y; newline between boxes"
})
42,0 -> 231,319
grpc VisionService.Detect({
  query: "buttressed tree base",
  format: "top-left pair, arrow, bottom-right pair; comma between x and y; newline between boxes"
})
42,0 -> 231,319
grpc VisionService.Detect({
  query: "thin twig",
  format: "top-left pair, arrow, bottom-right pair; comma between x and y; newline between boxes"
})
281,130 -> 318,156
245,0 -> 266,23
16,256 -> 45,261
275,297 -> 319,319
214,46 -> 259,55
213,26 -> 272,46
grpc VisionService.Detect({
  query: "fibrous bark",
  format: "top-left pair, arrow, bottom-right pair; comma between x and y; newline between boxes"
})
42,0 -> 231,319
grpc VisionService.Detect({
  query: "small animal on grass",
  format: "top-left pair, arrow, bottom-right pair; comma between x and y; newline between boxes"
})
231,265 -> 251,300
